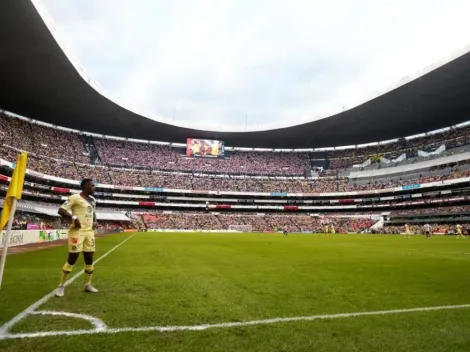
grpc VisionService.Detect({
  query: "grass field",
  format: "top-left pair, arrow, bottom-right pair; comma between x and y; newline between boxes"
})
1,232 -> 470,351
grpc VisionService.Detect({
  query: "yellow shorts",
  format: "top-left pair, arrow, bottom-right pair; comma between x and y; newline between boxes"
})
68,231 -> 95,253
457,230 -> 462,235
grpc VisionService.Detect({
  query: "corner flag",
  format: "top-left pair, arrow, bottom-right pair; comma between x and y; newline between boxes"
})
0,152 -> 27,290
0,152 -> 28,229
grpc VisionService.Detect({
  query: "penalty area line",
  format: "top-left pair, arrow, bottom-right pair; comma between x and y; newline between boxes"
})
1,303 -> 470,340
0,232 -> 138,336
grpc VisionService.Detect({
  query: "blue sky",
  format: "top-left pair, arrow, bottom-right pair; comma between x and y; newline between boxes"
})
40,0 -> 470,131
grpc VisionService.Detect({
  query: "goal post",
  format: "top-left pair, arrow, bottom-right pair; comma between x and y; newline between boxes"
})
228,225 -> 253,232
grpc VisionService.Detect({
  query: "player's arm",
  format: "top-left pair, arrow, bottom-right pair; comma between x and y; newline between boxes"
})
59,196 -> 81,229
92,211 -> 98,230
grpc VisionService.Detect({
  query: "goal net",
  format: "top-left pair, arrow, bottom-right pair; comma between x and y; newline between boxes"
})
228,225 -> 253,232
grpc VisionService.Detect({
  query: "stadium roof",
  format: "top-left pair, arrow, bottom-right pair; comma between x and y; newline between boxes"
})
2,0 -> 470,149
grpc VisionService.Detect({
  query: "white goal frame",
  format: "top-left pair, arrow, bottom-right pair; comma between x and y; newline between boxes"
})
228,225 -> 253,232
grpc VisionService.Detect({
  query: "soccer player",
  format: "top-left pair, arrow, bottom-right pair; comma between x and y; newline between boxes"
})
283,229 -> 288,236
55,179 -> 98,297
329,224 -> 336,235
324,224 -> 329,235
456,224 -> 465,239
424,223 -> 431,239
404,224 -> 411,239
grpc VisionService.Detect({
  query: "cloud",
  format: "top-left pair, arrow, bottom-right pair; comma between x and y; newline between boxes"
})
41,0 -> 470,130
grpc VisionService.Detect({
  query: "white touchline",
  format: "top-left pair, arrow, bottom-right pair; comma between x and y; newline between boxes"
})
1,303 -> 470,340
0,232 -> 137,336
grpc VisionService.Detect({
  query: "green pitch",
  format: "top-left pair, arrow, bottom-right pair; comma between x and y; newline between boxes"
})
1,232 -> 470,352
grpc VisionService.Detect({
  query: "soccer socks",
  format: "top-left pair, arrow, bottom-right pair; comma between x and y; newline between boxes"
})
84,265 -> 94,286
59,262 -> 74,286
59,262 -> 94,287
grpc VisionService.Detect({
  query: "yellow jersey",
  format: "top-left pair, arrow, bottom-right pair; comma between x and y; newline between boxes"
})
60,193 -> 96,233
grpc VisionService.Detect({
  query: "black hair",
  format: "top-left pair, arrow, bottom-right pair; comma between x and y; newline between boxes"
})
80,178 -> 93,189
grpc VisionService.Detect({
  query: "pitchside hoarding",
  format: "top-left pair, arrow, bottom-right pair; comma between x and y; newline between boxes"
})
0,229 -> 68,248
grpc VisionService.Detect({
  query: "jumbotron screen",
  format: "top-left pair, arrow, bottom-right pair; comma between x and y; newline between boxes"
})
186,138 -> 225,158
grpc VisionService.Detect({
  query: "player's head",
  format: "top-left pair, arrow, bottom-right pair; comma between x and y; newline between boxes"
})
81,178 -> 95,196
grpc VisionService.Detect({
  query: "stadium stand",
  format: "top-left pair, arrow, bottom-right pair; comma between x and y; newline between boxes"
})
138,212 -> 375,233
2,112 -> 470,234
325,125 -> 470,169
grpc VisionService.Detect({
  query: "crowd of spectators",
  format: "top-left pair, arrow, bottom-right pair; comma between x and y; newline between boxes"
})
327,125 -> 470,169
2,113 -> 470,195
4,112 -> 470,177
383,224 -> 470,235
95,221 -> 128,232
9,211 -> 128,232
390,206 -> 470,216
10,212 -> 57,230
0,113 -> 89,164
11,206 -> 470,236
96,138 -> 309,175
3,149 -> 470,194
1,113 -> 308,176
140,212 -> 375,233
328,125 -> 470,159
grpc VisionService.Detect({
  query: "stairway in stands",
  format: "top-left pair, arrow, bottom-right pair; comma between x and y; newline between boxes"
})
80,135 -> 113,183
81,135 -> 101,165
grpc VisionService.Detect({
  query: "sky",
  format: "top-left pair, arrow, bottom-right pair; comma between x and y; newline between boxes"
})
39,0 -> 470,131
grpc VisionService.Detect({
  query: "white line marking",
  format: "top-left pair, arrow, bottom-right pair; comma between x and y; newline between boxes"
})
31,311 -> 107,331
0,233 -> 137,336
1,303 -> 470,340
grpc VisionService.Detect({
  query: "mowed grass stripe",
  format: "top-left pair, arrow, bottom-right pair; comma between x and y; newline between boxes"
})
10,233 -> 470,332
0,233 -> 135,326
2,233 -> 470,352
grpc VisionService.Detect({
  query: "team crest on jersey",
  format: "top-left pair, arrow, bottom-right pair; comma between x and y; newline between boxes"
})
87,206 -> 92,213
72,238 -> 78,244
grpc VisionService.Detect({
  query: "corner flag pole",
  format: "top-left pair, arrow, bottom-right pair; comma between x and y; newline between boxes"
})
0,152 -> 28,290
0,198 -> 18,290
